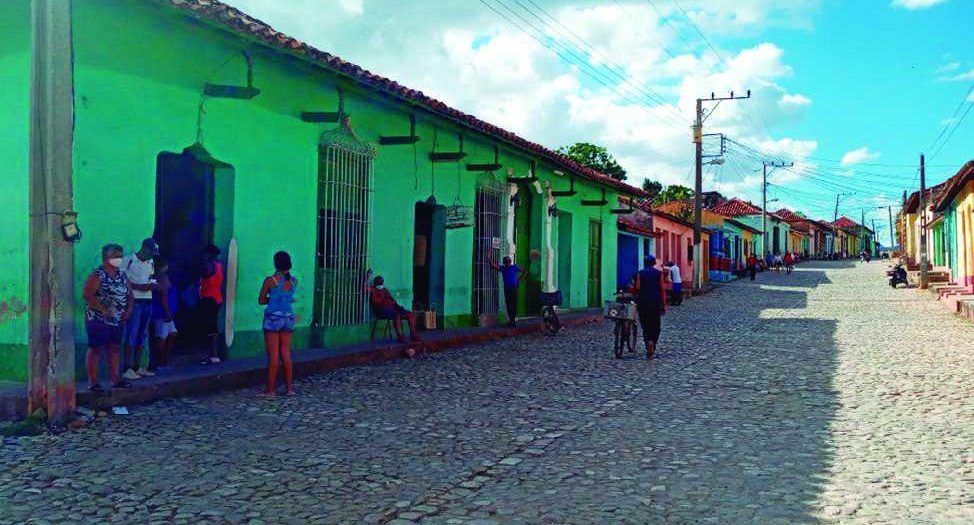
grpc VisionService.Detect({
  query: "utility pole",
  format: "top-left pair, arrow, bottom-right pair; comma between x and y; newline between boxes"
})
887,206 -> 894,253
28,0 -> 77,423
762,161 -> 793,256
919,153 -> 929,289
692,90 -> 749,292
861,208 -> 866,255
872,218 -> 877,254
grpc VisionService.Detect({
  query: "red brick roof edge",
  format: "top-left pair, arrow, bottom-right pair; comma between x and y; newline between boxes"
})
160,0 -> 649,198
932,160 -> 974,212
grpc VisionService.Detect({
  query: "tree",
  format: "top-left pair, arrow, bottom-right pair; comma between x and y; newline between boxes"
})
557,142 -> 627,181
653,184 -> 694,206
641,179 -> 662,197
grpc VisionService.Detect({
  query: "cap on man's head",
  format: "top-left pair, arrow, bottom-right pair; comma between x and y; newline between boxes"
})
644,255 -> 657,266
141,238 -> 160,256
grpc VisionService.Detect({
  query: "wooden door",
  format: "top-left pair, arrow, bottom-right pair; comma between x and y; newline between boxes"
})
587,220 -> 602,307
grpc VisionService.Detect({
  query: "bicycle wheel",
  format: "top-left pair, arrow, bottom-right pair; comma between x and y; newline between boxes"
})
626,320 -> 638,353
613,321 -> 624,359
542,307 -> 560,335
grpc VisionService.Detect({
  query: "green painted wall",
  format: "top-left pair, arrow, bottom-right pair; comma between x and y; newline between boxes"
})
69,0 -> 622,362
731,215 -> 790,256
0,0 -> 31,381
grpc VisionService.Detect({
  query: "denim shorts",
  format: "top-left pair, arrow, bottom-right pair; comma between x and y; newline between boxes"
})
263,312 -> 295,333
153,319 -> 178,339
86,320 -> 123,348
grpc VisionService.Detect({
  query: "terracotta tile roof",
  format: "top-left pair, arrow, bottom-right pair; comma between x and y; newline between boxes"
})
653,200 -> 691,216
159,0 -> 648,197
653,210 -> 695,229
709,198 -> 762,217
774,208 -> 805,222
932,160 -> 974,212
832,216 -> 860,229
618,213 -> 653,237
903,180 -> 949,213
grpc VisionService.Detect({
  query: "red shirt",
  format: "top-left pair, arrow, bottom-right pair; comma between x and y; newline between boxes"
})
200,261 -> 224,304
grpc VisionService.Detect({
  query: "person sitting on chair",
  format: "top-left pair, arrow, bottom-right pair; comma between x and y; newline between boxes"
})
365,269 -> 422,343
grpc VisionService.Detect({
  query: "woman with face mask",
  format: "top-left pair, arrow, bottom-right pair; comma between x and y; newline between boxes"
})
82,243 -> 135,392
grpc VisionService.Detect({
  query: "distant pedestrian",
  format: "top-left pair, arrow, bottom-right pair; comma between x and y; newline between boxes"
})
121,238 -> 160,380
665,261 -> 683,305
747,254 -> 758,281
630,255 -> 667,360
199,244 -> 225,365
259,251 -> 297,397
783,252 -> 794,274
773,252 -> 783,273
490,254 -> 528,327
150,257 -> 177,372
765,252 -> 773,273
83,244 -> 134,392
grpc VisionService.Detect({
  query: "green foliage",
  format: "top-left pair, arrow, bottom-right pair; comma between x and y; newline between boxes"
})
653,185 -> 694,206
558,142 -> 627,181
641,179 -> 663,197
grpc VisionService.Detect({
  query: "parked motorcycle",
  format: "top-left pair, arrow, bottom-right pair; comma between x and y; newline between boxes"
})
887,264 -> 907,288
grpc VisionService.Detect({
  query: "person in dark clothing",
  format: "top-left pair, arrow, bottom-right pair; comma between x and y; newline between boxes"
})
747,254 -> 758,281
490,255 -> 528,327
630,255 -> 667,360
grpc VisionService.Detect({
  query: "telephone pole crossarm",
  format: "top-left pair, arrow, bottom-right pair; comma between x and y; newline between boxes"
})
693,90 -> 751,292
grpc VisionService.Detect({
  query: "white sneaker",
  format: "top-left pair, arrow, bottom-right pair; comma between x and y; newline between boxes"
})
122,369 -> 141,381
136,367 -> 155,377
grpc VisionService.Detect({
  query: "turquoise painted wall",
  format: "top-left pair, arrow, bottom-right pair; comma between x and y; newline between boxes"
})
70,0 -> 623,361
0,0 -> 30,381
730,215 -> 789,256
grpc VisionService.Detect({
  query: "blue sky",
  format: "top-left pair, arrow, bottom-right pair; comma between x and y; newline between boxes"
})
225,0 -> 973,243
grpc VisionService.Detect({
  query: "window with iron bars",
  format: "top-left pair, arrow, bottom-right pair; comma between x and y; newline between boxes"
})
314,138 -> 374,328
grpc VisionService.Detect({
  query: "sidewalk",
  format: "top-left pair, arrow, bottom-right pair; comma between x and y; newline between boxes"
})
1,309 -> 603,419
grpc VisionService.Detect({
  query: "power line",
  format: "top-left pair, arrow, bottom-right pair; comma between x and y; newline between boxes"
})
513,0 -> 688,124
479,0 -> 688,134
930,99 -> 973,161
927,82 -> 974,155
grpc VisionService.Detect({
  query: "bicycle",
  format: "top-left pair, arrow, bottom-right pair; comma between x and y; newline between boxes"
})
604,293 -> 638,359
539,290 -> 562,336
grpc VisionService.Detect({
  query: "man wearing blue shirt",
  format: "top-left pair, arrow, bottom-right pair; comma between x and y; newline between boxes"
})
490,255 -> 528,327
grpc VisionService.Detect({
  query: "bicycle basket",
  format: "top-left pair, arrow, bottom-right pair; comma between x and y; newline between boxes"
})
603,301 -> 637,320
538,290 -> 563,307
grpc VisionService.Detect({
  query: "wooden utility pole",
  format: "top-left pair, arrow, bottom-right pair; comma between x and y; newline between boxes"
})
28,0 -> 76,422
693,91 -> 749,292
762,161 -> 793,256
919,154 -> 929,289
887,206 -> 894,253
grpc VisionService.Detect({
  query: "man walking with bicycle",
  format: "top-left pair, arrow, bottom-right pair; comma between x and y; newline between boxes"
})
630,255 -> 667,359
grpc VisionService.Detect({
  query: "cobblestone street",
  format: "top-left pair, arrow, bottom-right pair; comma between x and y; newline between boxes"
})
2,260 -> 973,524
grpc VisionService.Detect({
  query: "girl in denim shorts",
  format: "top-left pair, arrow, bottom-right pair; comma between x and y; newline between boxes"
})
258,251 -> 297,396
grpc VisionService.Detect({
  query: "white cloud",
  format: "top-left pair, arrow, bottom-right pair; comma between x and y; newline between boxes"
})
936,61 -> 960,73
968,92 -> 974,103
841,147 -> 880,165
221,0 -> 821,203
939,69 -> 974,82
891,0 -> 949,9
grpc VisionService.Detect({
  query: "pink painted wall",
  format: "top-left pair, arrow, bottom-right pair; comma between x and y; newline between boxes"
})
653,214 -> 695,289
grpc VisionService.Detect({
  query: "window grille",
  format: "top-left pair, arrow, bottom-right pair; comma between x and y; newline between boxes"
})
314,119 -> 376,327
473,178 -> 507,321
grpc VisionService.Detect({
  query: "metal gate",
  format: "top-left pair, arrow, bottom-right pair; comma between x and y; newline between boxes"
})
473,177 -> 506,324
313,120 -> 375,328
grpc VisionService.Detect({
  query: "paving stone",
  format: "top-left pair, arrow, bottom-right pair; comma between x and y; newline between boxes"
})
1,262 -> 971,524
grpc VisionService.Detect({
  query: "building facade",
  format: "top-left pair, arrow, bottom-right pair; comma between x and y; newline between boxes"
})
0,0 -> 645,382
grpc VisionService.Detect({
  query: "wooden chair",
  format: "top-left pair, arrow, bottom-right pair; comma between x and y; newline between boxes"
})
370,303 -> 406,341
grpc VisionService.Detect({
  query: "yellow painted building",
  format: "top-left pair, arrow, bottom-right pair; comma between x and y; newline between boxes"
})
932,161 -> 974,288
